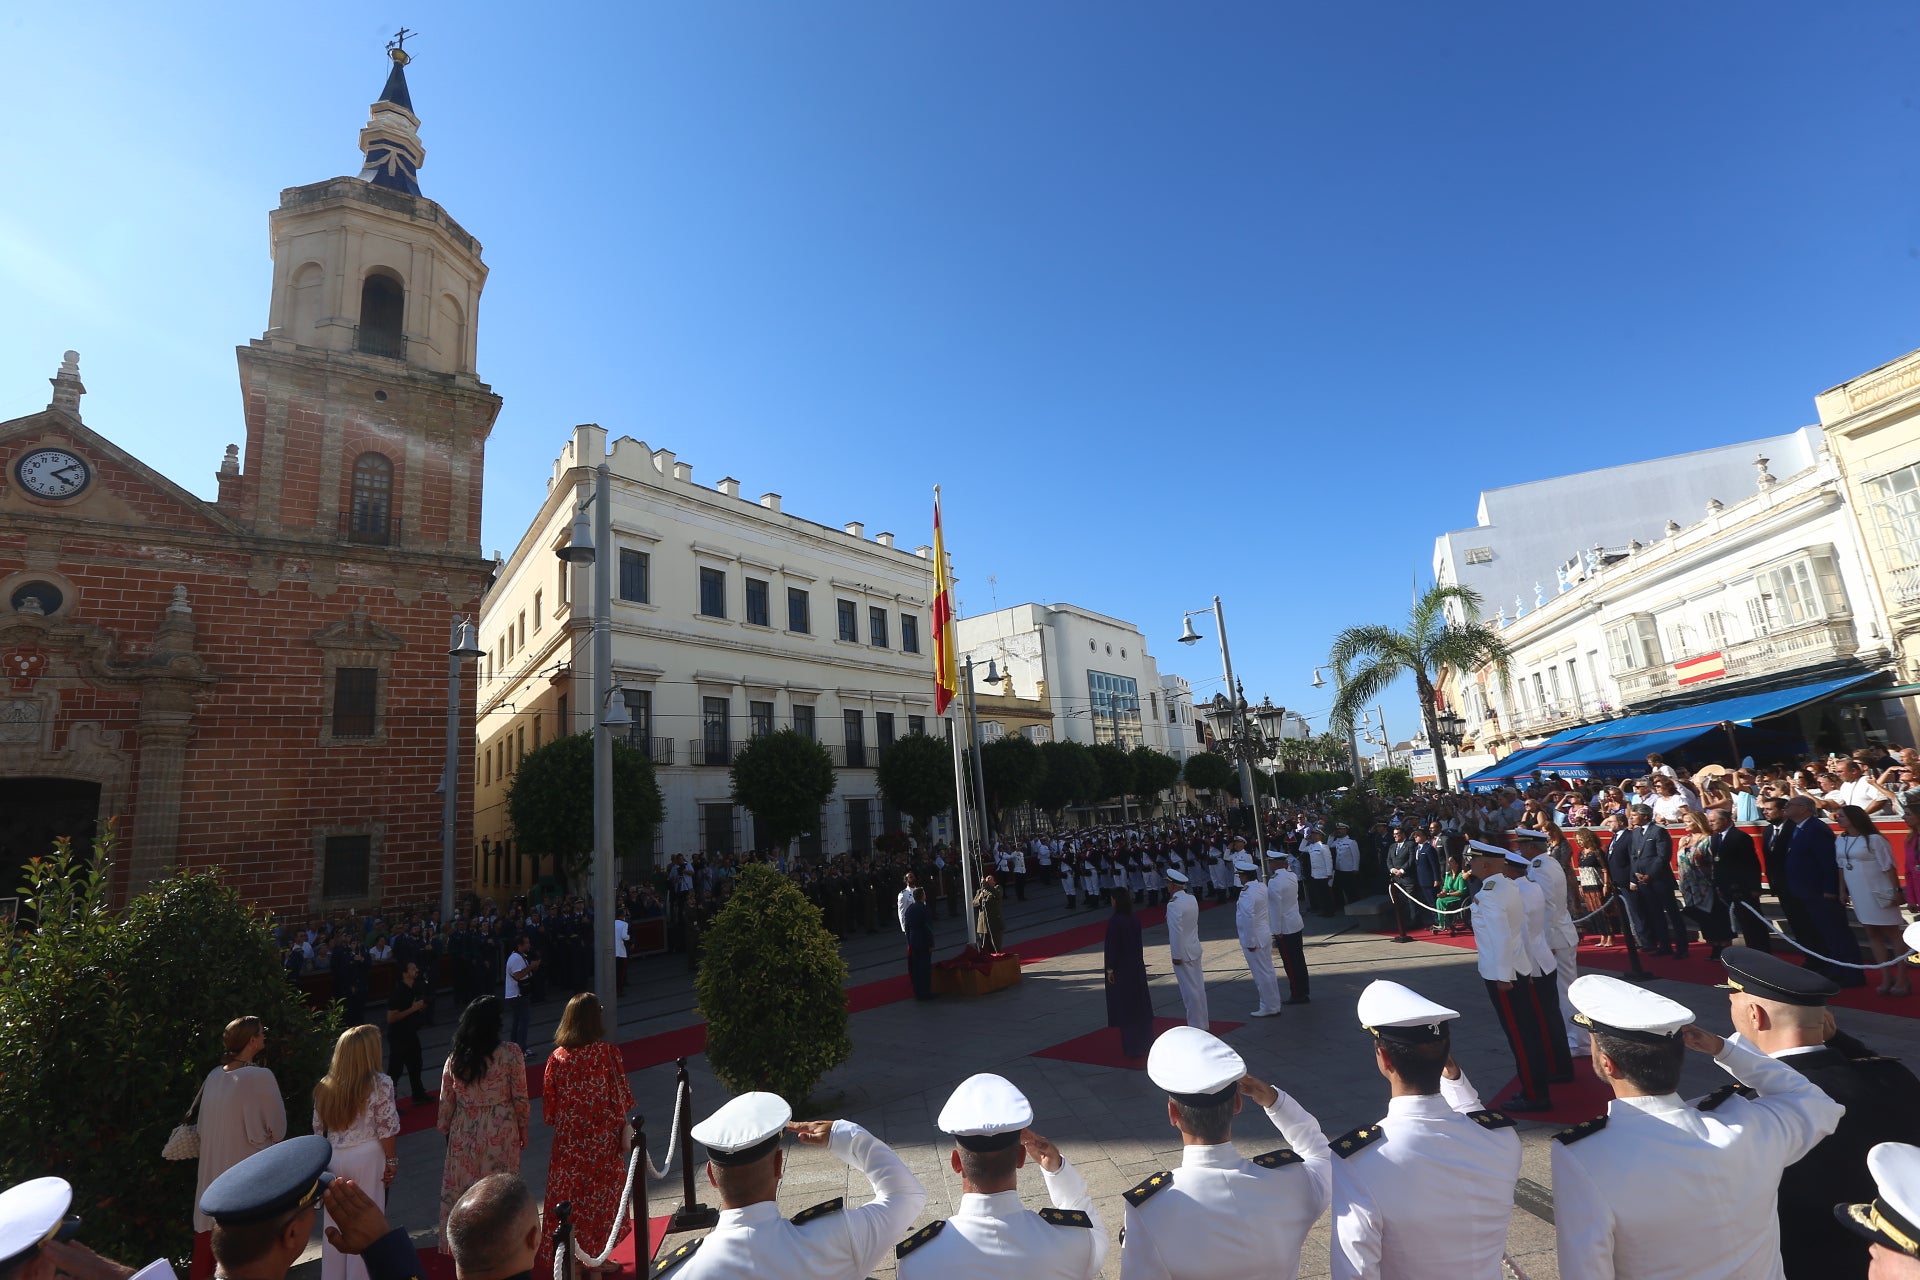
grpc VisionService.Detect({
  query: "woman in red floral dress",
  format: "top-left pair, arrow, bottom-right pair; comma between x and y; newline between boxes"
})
536,993 -> 636,1276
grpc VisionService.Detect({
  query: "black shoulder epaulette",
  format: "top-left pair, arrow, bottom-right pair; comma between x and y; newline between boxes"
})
1332,1125 -> 1384,1159
1124,1171 -> 1172,1206
651,1238 -> 700,1277
1467,1109 -> 1517,1130
1039,1207 -> 1092,1227
1254,1145 -> 1307,1167
1553,1117 -> 1607,1144
895,1220 -> 945,1259
791,1196 -> 844,1226
1696,1083 -> 1758,1112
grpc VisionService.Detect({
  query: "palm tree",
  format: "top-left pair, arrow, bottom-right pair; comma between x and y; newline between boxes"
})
1311,732 -> 1348,770
1278,737 -> 1310,772
1327,583 -> 1511,792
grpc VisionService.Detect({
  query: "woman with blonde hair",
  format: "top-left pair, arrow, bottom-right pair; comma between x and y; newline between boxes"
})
313,1024 -> 400,1280
1571,828 -> 1614,947
536,992 -> 636,1277
189,1016 -> 285,1280
1675,808 -> 1730,959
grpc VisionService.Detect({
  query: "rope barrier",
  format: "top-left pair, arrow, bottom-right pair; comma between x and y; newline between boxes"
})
1390,882 -> 1472,917
1568,895 -> 1619,926
1735,901 -> 1916,972
554,1080 -> 688,1275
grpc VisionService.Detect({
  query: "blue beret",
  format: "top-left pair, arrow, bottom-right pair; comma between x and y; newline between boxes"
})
198,1135 -> 333,1225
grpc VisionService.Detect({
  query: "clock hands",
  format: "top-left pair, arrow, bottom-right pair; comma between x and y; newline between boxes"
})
51,463 -> 83,486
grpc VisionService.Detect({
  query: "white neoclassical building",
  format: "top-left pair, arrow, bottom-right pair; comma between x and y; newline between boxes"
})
955,603 -> 1177,754
1448,437 -> 1904,782
475,424 -> 938,891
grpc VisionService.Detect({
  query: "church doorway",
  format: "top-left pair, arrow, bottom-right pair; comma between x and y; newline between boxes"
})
0,777 -> 101,900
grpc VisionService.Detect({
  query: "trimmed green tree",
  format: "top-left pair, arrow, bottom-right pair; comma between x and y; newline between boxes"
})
0,828 -> 336,1265
730,729 -> 837,854
1128,746 -> 1183,814
1371,765 -> 1415,798
1182,751 -> 1237,805
696,863 -> 851,1108
875,731 -> 956,838
1088,742 -> 1135,803
979,733 -> 1044,824
505,732 -> 664,886
1033,740 -> 1100,818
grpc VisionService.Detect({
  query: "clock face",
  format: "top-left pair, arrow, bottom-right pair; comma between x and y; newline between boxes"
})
14,448 -> 91,499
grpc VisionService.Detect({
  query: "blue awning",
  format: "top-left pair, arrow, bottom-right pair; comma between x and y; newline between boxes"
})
1460,670 -> 1882,789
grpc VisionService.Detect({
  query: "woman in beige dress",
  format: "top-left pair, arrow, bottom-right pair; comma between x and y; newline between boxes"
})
190,1016 -> 286,1280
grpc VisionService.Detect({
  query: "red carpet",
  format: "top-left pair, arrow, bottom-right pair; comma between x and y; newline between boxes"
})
416,1217 -> 673,1278
1033,1016 -> 1246,1070
1488,1065 -> 1616,1127
1388,926 -> 1918,1021
396,899 -> 1218,1135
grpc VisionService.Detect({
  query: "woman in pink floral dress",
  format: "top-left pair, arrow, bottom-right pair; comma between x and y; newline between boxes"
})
536,993 -> 636,1277
437,995 -> 529,1250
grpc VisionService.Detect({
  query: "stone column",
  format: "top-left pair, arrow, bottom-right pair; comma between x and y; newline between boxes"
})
128,689 -> 196,892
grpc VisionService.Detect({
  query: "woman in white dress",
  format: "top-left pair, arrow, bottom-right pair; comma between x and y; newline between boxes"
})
1836,804 -> 1910,998
313,1024 -> 401,1280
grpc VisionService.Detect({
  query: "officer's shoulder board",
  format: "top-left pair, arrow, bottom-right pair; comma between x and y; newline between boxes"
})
1696,1083 -> 1759,1112
1553,1117 -> 1607,1145
895,1219 -> 946,1259
1467,1109 -> 1517,1131
791,1196 -> 844,1226
1332,1125 -> 1384,1159
1124,1171 -> 1173,1206
651,1238 -> 700,1277
1038,1207 -> 1093,1228
1254,1145 -> 1307,1168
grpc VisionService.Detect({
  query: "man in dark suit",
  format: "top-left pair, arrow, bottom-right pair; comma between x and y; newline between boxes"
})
1384,823 -> 1420,937
1706,808 -> 1773,953
1413,833 -> 1443,932
1782,795 -> 1866,986
1720,946 -> 1920,1278
1602,811 -> 1641,946
1621,804 -> 1685,955
1758,795 -> 1814,948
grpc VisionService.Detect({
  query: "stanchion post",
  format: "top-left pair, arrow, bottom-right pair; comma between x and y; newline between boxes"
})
668,1056 -> 720,1232
628,1110 -> 650,1264
551,1202 -> 575,1280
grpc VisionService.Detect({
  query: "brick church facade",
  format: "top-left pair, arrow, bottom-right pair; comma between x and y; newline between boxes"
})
0,49 -> 499,914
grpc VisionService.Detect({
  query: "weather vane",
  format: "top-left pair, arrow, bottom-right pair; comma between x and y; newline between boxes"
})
387,27 -> 416,66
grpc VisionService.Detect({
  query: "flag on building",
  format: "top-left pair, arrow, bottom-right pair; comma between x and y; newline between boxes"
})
932,488 -> 958,715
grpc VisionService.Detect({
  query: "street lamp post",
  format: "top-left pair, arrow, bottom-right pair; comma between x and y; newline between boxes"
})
1433,708 -> 1467,791
556,463 -> 619,1023
442,616 -> 483,924
1179,598 -> 1268,878
1312,666 -> 1365,782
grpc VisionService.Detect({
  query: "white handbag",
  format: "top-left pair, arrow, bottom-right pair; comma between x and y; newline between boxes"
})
161,1079 -> 206,1161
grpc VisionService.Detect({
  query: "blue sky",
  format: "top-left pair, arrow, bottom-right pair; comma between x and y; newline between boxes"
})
3,3 -> 1916,742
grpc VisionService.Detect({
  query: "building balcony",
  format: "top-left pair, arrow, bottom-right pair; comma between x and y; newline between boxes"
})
826,743 -> 873,769
1890,563 -> 1920,611
1615,664 -> 1674,704
1723,616 -> 1858,677
353,326 -> 407,360
1503,696 -> 1614,736
621,735 -> 674,765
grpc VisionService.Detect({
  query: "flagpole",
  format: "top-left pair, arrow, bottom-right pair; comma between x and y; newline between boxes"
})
948,712 -> 979,949
932,485 -> 979,949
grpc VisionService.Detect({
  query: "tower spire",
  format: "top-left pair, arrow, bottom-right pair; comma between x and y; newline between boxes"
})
358,32 -> 425,195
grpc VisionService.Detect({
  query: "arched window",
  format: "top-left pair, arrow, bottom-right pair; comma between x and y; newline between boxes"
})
436,293 -> 467,371
357,270 -> 405,358
349,452 -> 394,544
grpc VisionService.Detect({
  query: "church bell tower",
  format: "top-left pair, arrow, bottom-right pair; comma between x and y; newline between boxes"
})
226,35 -> 500,557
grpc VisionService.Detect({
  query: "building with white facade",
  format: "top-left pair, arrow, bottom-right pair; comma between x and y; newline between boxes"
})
1159,673 -> 1198,761
955,603 -> 1174,753
1449,436 -> 1902,777
1434,427 -> 1824,624
475,424 -> 937,892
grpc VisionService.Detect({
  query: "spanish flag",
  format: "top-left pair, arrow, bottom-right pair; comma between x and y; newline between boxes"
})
932,488 -> 958,716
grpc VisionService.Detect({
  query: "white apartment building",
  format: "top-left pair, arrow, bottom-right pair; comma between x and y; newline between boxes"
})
955,603 -> 1175,753
475,424 -> 937,892
1452,438 -> 1901,767
1434,426 -> 1823,624
1159,673 -> 1198,761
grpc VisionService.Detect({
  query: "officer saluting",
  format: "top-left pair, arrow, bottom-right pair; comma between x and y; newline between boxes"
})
895,1073 -> 1104,1279
1718,945 -> 1920,1279
0,1177 -> 175,1280
1836,1142 -> 1920,1278
1330,981 -> 1522,1280
656,1091 -> 926,1279
1552,974 -> 1844,1280
1118,1026 -> 1331,1280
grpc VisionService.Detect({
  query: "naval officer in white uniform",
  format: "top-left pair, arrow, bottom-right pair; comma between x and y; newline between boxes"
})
1551,974 -> 1844,1280
895,1073 -> 1104,1279
655,1090 -> 926,1279
1118,1026 -> 1331,1280
1330,980 -> 1522,1280
1162,868 -> 1209,1029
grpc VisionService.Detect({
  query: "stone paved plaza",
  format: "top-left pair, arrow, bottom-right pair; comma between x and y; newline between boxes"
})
339,891 -> 1920,1280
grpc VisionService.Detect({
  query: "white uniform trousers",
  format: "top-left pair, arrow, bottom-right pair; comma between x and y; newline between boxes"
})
1173,957 -> 1209,1029
1242,942 -> 1282,1013
1551,940 -> 1580,1050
